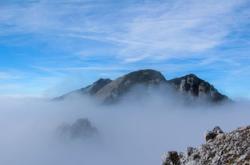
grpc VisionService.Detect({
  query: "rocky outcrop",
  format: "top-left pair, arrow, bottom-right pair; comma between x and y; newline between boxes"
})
162,126 -> 250,165
57,69 -> 228,104
168,74 -> 227,102
57,118 -> 98,140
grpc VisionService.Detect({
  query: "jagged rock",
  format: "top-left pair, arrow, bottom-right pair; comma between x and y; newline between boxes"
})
162,126 -> 250,165
212,126 -> 224,134
162,151 -> 180,165
205,131 -> 218,142
57,118 -> 98,140
205,126 -> 224,142
168,74 -> 227,102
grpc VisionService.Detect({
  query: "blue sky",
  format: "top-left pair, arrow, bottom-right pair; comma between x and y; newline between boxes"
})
0,0 -> 250,98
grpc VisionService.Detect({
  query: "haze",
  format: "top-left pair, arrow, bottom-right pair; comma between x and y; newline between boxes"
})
0,91 -> 249,165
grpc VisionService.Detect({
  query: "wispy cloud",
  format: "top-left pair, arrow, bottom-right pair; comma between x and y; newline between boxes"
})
118,0 -> 249,61
1,0 -> 249,61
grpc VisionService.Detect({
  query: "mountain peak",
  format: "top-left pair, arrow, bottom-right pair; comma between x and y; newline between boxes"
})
94,69 -> 167,103
169,74 -> 227,102
121,69 -> 166,84
185,73 -> 199,78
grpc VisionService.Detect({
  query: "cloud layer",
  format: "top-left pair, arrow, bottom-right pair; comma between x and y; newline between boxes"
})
0,93 -> 249,165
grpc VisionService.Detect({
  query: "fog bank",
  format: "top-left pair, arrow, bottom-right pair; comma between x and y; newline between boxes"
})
0,94 -> 249,165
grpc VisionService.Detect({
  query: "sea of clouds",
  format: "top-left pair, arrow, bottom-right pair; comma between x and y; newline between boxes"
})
0,90 -> 249,165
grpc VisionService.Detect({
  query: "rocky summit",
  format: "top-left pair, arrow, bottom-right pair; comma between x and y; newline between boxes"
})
168,74 -> 227,102
58,69 -> 228,103
162,126 -> 250,165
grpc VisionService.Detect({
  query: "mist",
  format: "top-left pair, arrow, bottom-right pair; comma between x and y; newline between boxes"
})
0,90 -> 249,165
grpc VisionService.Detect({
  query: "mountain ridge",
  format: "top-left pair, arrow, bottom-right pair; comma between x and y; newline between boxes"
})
57,69 -> 228,103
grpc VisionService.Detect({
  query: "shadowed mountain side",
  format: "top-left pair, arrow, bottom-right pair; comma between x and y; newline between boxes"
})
168,74 -> 228,102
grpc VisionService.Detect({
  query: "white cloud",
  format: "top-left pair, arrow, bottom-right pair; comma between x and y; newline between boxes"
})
116,0 -> 248,61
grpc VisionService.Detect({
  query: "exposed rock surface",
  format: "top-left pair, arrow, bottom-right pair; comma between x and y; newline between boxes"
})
168,74 -> 228,102
57,118 -> 98,140
162,126 -> 250,165
57,69 -> 228,103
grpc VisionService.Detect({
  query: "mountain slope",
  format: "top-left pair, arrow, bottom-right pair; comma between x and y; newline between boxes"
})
94,69 -> 167,103
57,78 -> 111,100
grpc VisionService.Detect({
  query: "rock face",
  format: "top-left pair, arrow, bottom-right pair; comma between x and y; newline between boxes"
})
168,74 -> 227,102
58,69 -> 228,103
57,118 -> 98,140
162,126 -> 250,165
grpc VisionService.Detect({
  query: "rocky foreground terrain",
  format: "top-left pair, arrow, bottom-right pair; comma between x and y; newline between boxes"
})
162,126 -> 250,165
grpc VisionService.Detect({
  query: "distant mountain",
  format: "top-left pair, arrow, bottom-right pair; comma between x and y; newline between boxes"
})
57,69 -> 228,103
57,118 -> 98,140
